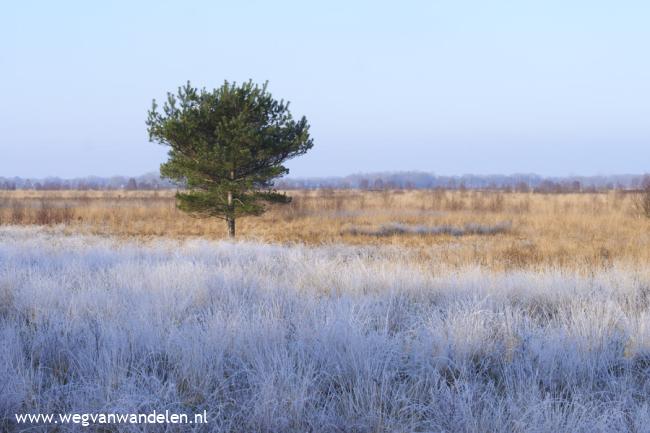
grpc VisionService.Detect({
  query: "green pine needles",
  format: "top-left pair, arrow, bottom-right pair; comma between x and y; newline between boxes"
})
146,81 -> 314,237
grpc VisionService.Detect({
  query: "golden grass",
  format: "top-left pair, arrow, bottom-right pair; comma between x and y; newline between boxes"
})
1,189 -> 648,269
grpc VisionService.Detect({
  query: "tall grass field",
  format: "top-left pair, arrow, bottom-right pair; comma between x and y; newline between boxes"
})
2,225 -> 650,432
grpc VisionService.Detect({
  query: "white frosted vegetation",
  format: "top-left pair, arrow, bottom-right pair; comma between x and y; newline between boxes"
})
345,221 -> 512,237
1,227 -> 650,432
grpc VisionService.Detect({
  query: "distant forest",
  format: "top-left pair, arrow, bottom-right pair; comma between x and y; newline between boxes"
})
1,172 -> 649,193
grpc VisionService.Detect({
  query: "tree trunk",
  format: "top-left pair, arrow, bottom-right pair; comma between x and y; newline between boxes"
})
226,216 -> 235,238
227,169 -> 235,238
227,189 -> 235,238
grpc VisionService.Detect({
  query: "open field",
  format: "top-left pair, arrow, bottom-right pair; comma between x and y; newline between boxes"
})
1,189 -> 649,269
2,227 -> 650,432
1,191 -> 649,432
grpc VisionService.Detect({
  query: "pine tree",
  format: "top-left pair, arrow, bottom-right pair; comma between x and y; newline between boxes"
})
146,81 -> 313,237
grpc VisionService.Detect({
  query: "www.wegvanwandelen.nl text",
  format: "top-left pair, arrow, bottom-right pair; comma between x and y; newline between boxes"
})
15,410 -> 208,427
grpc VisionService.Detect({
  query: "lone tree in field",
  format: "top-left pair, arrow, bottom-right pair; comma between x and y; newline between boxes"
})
146,81 -> 314,237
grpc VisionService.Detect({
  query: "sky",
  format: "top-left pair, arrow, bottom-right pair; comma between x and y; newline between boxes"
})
1,0 -> 649,178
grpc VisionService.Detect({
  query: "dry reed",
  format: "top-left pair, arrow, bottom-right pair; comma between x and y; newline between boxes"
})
1,189 -> 648,270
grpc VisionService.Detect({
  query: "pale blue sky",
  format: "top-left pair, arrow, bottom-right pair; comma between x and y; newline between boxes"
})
1,0 -> 648,178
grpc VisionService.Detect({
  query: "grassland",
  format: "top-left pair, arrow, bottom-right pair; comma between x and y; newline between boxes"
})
1,189 -> 649,269
1,189 -> 650,432
2,227 -> 650,432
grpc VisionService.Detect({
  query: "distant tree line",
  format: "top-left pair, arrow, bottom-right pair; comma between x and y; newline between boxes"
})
275,172 -> 650,193
0,173 -> 175,191
1,172 -> 649,192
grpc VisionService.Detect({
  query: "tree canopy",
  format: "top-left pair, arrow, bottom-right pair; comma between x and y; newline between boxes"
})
146,80 -> 313,236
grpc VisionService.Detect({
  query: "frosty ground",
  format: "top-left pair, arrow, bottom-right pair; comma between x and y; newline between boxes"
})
2,227 -> 650,432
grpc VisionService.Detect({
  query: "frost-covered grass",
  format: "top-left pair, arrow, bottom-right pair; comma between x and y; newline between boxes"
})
345,221 -> 512,237
2,227 -> 650,432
